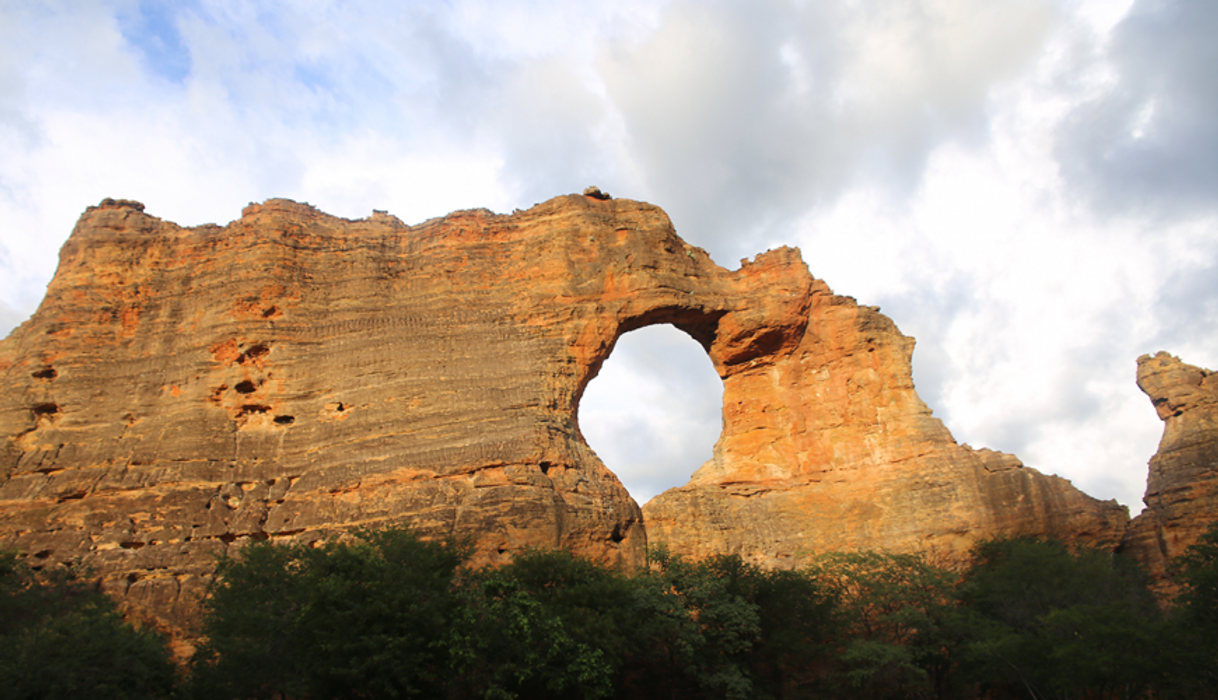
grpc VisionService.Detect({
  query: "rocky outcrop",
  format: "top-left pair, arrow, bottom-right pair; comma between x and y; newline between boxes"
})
642,290 -> 1129,567
1121,352 -> 1218,585
1,194 -> 1128,648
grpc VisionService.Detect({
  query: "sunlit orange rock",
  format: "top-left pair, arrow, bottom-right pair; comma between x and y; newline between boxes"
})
644,286 -> 1129,566
1,194 -> 1132,649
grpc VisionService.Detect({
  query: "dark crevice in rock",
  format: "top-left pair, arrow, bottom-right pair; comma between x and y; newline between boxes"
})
239,344 -> 270,364
610,525 -> 625,543
31,402 -> 60,419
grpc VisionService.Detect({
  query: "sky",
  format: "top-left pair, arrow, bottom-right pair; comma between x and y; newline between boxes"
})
2,0 -> 1216,513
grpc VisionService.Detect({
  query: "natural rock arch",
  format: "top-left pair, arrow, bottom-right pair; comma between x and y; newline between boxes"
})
0,193 -> 1127,650
573,309 -> 725,430
576,323 -> 725,505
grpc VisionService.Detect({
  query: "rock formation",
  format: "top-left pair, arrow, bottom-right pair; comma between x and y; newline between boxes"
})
641,286 -> 1129,567
1121,352 -> 1218,585
1,194 -> 1129,647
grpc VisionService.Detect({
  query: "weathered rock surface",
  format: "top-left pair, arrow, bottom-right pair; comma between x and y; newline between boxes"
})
642,288 -> 1129,567
1121,352 -> 1218,585
1,194 -> 1129,647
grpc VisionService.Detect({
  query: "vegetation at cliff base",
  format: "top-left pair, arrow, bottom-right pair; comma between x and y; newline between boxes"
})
0,551 -> 177,700
953,537 -> 1164,699
5,522 -> 1218,699
1161,522 -> 1218,697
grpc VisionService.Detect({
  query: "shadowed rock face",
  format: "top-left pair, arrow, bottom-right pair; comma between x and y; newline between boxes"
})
1,194 -> 1128,646
1122,352 -> 1218,587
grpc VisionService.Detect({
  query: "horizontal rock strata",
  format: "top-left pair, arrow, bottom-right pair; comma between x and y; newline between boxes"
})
2,194 -> 1131,647
1121,352 -> 1218,587
643,287 -> 1129,567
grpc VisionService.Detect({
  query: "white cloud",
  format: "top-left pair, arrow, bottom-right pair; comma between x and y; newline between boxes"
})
2,0 -> 1216,518
296,138 -> 511,222
1056,1 -> 1218,218
779,62 -> 1218,511
580,326 -> 724,505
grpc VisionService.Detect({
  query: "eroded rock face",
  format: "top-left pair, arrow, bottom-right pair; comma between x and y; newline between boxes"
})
1121,352 -> 1218,585
643,288 -> 1129,567
1,194 -> 1129,647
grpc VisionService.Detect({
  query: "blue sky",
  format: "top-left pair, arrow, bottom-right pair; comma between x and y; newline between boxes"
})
2,0 -> 1216,511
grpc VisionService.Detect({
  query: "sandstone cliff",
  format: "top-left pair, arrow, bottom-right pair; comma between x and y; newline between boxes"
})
642,286 -> 1129,567
1121,352 -> 1218,584
1,194 -> 1128,646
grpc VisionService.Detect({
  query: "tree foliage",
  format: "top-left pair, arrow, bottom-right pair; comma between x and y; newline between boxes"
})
0,550 -> 177,700
186,533 -> 841,700
445,548 -> 627,700
10,522 -> 1218,699
187,527 -> 470,699
955,537 -> 1163,700
1174,520 -> 1218,632
1161,521 -> 1218,699
808,550 -> 958,700
447,545 -> 837,700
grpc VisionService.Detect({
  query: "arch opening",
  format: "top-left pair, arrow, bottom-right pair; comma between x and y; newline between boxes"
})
577,324 -> 725,506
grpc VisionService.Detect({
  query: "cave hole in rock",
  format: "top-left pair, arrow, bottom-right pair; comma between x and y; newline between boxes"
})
578,324 -> 724,507
239,344 -> 269,364
31,402 -> 60,419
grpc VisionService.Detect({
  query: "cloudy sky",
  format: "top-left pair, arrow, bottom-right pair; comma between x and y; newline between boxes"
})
3,0 -> 1215,512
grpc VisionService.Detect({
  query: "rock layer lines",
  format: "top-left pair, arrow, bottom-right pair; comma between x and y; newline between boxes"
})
1122,352 -> 1218,586
2,195 -> 1131,642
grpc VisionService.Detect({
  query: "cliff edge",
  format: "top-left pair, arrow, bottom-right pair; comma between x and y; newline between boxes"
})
1,195 -> 1131,647
1121,352 -> 1218,586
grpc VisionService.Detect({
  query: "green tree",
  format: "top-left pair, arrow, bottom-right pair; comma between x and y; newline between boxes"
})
633,548 -> 838,700
698,555 -> 838,700
644,547 -> 763,700
808,550 -> 958,700
445,546 -> 835,700
1174,520 -> 1218,635
445,548 -> 630,700
0,550 -> 177,700
956,537 -> 1161,700
1162,521 -> 1218,699
187,526 -> 469,699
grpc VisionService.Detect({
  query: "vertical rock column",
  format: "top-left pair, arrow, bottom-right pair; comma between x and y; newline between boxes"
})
1122,352 -> 1218,584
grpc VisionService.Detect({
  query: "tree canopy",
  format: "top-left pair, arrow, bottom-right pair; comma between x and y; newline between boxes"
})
6,522 -> 1218,699
0,551 -> 177,700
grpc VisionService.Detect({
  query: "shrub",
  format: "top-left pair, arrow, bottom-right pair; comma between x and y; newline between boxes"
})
0,550 -> 177,700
